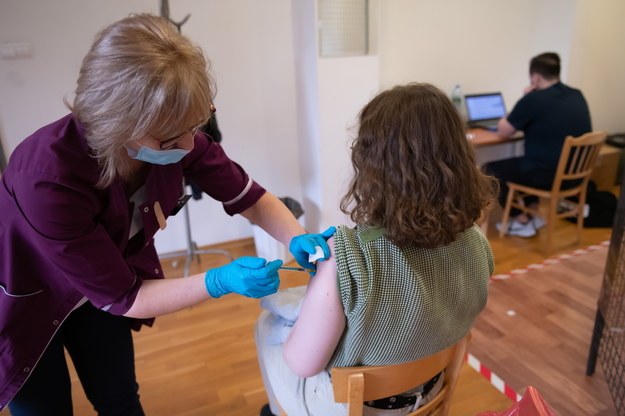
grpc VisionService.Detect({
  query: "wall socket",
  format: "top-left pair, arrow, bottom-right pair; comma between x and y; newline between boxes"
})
0,42 -> 33,59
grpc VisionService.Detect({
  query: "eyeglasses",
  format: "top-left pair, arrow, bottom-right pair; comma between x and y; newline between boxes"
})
151,104 -> 217,150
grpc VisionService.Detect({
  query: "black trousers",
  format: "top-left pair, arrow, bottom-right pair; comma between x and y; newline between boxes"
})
9,302 -> 144,416
483,157 -> 555,217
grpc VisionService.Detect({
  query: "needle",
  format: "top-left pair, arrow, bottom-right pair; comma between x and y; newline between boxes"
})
279,266 -> 315,273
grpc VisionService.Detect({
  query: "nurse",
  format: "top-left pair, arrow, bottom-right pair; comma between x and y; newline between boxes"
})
0,14 -> 333,415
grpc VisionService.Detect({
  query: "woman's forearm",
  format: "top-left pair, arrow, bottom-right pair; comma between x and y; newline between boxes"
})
123,273 -> 210,319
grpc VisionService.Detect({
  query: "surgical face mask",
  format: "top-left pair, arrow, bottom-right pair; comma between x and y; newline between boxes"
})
126,145 -> 190,165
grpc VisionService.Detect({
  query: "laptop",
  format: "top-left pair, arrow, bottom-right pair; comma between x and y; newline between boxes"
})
464,92 -> 506,131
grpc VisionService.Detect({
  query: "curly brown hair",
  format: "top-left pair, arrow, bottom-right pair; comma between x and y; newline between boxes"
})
340,83 -> 498,248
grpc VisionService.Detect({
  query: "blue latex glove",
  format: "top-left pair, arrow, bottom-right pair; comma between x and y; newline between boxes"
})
205,257 -> 283,299
289,226 -> 336,272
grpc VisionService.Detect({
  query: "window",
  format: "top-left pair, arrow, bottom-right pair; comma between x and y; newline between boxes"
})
318,0 -> 369,57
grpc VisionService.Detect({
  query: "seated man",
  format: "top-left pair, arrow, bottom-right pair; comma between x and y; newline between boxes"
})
486,52 -> 592,237
255,83 -> 496,416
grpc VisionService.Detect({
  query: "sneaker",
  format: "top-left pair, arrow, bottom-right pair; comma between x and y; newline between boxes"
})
531,215 -> 546,230
496,219 -> 537,237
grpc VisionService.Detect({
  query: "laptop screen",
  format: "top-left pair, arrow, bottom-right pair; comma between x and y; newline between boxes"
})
464,93 -> 506,122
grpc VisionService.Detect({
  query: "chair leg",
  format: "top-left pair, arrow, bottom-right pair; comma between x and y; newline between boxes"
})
545,198 -> 558,254
440,336 -> 470,416
576,193 -> 586,245
499,188 -> 516,238
347,373 -> 364,416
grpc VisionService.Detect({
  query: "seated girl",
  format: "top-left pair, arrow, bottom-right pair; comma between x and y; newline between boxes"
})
255,83 -> 497,416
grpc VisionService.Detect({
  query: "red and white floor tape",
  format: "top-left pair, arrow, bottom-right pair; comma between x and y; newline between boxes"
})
472,240 -> 610,401
490,240 -> 609,282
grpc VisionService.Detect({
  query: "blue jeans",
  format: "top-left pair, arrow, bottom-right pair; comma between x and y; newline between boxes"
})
8,302 -> 144,416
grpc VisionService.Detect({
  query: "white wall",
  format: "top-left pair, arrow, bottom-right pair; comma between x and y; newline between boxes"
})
1,0 -> 624,255
569,0 -> 625,134
153,1 -> 302,253
316,56 -> 378,230
0,1 -> 156,154
377,0 -> 625,160
378,0 -> 576,118
291,0 -> 377,233
0,0 -> 302,254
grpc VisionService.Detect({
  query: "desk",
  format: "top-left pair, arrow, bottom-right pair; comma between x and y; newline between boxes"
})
591,144 -> 621,190
468,129 -> 620,190
467,127 -> 524,147
468,128 -> 524,166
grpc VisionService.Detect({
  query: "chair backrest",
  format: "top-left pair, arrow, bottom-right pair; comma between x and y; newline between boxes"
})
552,131 -> 608,192
331,333 -> 471,416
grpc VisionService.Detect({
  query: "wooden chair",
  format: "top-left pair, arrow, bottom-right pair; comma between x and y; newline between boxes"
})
330,333 -> 471,416
499,131 -> 607,253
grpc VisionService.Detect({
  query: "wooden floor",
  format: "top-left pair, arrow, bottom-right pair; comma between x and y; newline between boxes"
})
2,205 -> 617,415
472,244 -> 616,415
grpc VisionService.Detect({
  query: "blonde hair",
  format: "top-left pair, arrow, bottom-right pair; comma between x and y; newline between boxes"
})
67,14 -> 215,188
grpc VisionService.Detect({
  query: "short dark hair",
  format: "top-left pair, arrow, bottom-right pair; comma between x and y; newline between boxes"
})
340,83 -> 498,248
529,52 -> 560,80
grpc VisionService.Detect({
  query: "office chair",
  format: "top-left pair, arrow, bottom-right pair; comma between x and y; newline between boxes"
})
499,131 -> 607,253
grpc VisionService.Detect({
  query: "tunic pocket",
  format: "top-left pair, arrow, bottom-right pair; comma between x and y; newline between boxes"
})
0,283 -> 43,298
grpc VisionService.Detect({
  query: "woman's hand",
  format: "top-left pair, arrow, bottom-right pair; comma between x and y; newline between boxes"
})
289,226 -> 336,272
204,257 -> 282,298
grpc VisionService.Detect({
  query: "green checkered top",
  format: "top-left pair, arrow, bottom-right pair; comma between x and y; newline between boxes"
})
329,224 -> 493,367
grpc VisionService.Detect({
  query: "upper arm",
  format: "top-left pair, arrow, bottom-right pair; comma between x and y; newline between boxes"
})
504,94 -> 536,135
283,237 -> 346,377
183,136 -> 265,215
